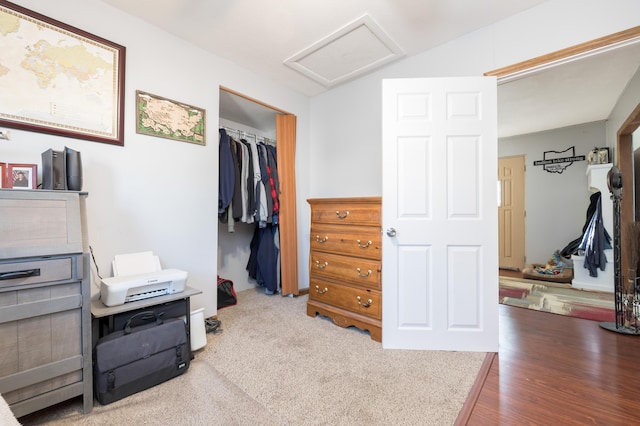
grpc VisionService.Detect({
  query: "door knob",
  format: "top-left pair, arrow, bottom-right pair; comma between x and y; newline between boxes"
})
386,228 -> 397,237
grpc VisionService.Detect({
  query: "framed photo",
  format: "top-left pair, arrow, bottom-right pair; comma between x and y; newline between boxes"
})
598,147 -> 610,164
136,91 -> 206,145
0,162 -> 6,188
7,164 -> 37,189
0,1 -> 126,146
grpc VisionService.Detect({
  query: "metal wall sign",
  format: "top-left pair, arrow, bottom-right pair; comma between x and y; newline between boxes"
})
533,146 -> 585,174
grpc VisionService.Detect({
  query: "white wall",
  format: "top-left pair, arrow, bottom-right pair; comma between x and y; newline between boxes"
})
607,63 -> 640,229
499,121 -> 607,264
309,0 -> 640,198
5,0 -> 640,315
3,0 -> 312,318
608,59 -> 640,151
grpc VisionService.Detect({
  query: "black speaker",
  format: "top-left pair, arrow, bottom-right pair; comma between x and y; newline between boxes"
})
64,147 -> 83,191
41,149 -> 67,190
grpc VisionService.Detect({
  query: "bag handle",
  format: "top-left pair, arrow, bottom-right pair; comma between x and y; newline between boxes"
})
124,311 -> 164,334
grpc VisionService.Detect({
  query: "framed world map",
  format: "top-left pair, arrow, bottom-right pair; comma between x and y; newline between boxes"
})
135,90 -> 206,146
0,1 -> 126,146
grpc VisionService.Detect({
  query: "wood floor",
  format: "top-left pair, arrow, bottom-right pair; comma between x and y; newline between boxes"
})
460,281 -> 640,425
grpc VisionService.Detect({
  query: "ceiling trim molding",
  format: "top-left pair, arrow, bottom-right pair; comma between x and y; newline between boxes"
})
486,25 -> 640,83
220,86 -> 290,115
283,14 -> 405,88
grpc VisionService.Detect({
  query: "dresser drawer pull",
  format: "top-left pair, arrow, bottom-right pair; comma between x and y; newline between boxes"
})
0,268 -> 41,281
357,296 -> 372,308
335,210 -> 350,219
315,235 -> 329,243
356,268 -> 372,278
356,240 -> 372,249
315,285 -> 328,294
314,261 -> 329,269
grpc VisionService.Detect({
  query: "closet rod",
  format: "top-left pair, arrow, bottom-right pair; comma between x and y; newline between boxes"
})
220,126 -> 276,145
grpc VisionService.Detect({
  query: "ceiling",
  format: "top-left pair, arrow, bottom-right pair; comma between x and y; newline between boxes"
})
497,40 -> 640,138
101,0 -> 640,138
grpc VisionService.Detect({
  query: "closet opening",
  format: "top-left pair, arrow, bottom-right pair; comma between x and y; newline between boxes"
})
218,87 -> 299,298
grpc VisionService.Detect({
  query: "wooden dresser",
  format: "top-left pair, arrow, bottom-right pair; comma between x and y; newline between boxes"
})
306,197 -> 382,341
0,190 -> 93,417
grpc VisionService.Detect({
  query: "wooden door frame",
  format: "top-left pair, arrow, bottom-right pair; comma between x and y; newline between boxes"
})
275,114 -> 299,296
220,86 -> 299,296
485,26 -> 640,80
617,104 -> 640,272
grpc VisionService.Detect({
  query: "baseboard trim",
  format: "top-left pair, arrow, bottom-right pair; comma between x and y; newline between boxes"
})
454,351 -> 497,425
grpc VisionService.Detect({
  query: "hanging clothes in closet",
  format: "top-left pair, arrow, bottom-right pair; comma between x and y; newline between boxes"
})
219,127 -> 281,294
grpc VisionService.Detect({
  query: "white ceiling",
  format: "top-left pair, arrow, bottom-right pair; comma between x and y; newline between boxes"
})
101,0 -> 547,96
101,0 -> 640,138
497,40 -> 640,138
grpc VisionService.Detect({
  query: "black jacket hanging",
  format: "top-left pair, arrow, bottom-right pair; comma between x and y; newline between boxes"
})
576,192 -> 611,277
560,191 -> 611,260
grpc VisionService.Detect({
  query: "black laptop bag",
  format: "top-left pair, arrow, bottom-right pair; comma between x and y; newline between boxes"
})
94,311 -> 190,405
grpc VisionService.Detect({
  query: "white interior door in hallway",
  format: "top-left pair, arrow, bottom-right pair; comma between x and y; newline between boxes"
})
381,77 -> 499,351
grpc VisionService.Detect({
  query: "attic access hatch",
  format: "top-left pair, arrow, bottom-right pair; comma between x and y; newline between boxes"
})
284,14 -> 404,88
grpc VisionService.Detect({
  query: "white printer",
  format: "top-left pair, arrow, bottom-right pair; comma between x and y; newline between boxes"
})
99,251 -> 187,307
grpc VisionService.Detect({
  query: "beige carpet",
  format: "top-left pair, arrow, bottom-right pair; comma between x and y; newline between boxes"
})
1,395 -> 20,426
18,289 -> 486,426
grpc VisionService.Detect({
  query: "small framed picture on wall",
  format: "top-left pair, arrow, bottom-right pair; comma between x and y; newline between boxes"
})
598,147 -> 610,164
0,163 -> 6,188
7,163 -> 37,189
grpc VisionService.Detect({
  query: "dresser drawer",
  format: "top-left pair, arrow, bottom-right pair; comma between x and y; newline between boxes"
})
308,198 -> 381,226
309,279 -> 381,320
310,224 -> 381,260
0,257 -> 74,290
310,251 -> 381,290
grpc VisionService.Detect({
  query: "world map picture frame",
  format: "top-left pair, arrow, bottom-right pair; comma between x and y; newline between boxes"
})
0,1 -> 126,146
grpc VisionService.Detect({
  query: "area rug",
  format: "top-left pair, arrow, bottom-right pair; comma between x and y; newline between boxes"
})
499,276 -> 615,322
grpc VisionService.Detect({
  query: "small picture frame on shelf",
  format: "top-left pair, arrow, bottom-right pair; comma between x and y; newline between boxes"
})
587,149 -> 598,165
0,163 -> 6,188
598,147 -> 610,164
7,163 -> 37,189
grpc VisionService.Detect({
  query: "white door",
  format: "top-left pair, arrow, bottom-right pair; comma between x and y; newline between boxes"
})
381,77 -> 498,351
